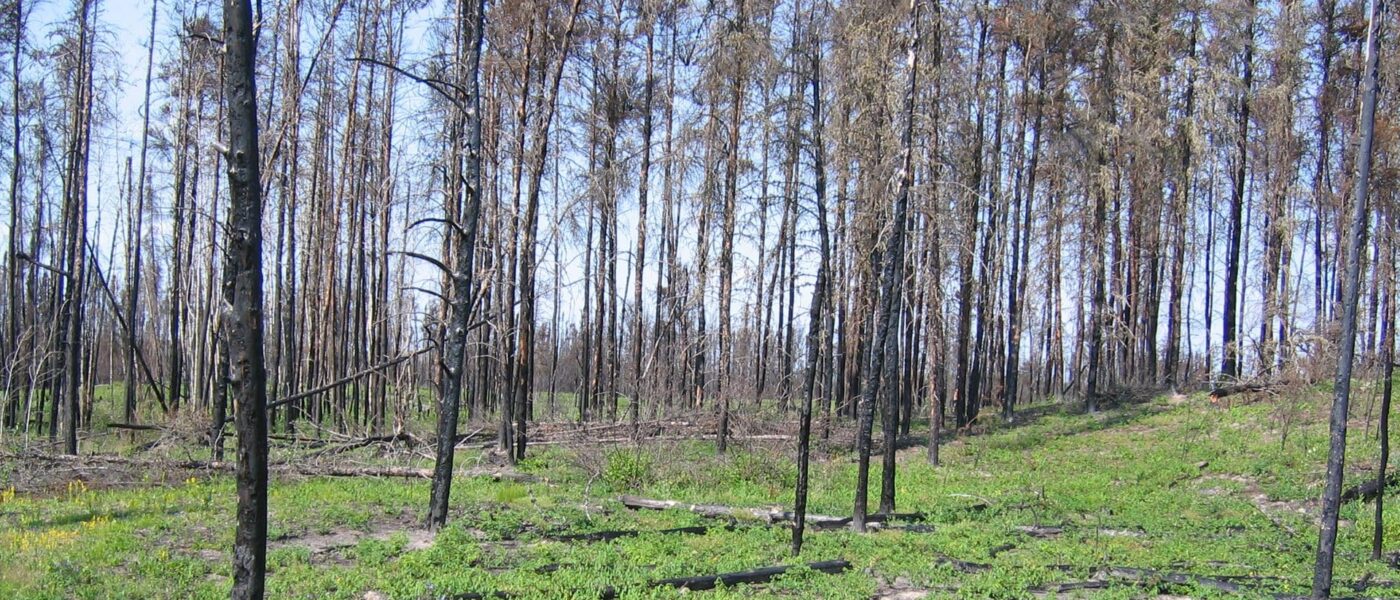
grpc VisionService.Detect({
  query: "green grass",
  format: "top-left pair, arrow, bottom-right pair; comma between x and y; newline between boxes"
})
4,386 -> 1400,598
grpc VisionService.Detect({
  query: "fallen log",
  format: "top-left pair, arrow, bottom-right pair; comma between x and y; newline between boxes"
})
8,453 -> 532,481
618,495 -> 923,530
647,559 -> 851,592
1100,566 -> 1244,594
1209,382 -> 1279,402
1031,580 -> 1111,595
456,559 -> 850,600
550,524 -> 716,543
934,555 -> 993,573
104,423 -> 163,432
1013,524 -> 1064,538
528,434 -> 794,447
310,432 -> 419,458
1342,471 -> 1400,504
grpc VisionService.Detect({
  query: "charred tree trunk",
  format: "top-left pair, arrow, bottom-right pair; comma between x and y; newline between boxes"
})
1220,2 -> 1254,381
1313,0 -> 1380,594
427,0 -> 486,530
223,0 -> 271,597
793,14 -> 831,555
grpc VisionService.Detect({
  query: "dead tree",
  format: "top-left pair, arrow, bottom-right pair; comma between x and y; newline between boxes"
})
1219,0 -> 1254,381
427,0 -> 487,530
1313,0 -> 1382,594
222,0 -> 271,597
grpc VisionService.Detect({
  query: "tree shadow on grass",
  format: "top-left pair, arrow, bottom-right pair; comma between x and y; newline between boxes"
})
23,503 -> 187,530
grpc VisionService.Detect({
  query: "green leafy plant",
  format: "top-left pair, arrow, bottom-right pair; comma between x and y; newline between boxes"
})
603,450 -> 655,491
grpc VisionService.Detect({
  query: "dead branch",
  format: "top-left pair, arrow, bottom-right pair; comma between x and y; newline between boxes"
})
618,495 -> 923,530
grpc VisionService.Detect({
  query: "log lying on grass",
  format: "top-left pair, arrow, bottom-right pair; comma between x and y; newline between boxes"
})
1342,471 -> 1400,504
1101,566 -> 1245,595
452,560 -> 851,600
310,432 -> 419,458
9,453 -> 533,482
935,557 -> 1271,596
550,524 -> 717,543
1208,381 -> 1279,402
648,559 -> 851,592
595,560 -> 851,599
104,422 -> 163,431
1013,524 -> 1064,538
618,495 -> 924,530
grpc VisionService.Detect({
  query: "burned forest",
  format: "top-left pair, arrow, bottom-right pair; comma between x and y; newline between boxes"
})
0,0 -> 1398,598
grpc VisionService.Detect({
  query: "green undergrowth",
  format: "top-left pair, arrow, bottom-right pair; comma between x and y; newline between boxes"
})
5,386 -> 1400,598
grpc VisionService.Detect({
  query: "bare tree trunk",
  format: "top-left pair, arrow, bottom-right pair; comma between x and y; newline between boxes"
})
953,13 -> 988,427
1313,0 -> 1381,594
630,6 -> 654,436
1085,22 -> 1115,410
878,0 -> 920,518
122,0 -> 159,428
793,15 -> 831,554
223,0 -> 270,596
856,0 -> 919,531
4,0 -> 22,429
1165,13 -> 1197,386
1221,1 -> 1255,381
58,0 -> 94,456
427,0 -> 486,530
716,0 -> 747,454
1001,55 -> 1043,421
1374,203 -> 1395,560
514,0 -> 582,460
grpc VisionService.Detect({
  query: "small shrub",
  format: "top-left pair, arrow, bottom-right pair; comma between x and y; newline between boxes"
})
493,483 -> 528,504
603,450 -> 655,491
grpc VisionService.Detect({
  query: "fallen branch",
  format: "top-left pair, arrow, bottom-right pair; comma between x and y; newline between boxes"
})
453,560 -> 850,600
310,432 -> 419,458
1014,524 -> 1064,538
618,495 -> 922,530
104,423 -> 163,432
528,434 -> 794,447
1342,471 -> 1400,504
1101,566 -> 1245,595
550,524 -> 718,543
645,559 -> 850,592
268,345 -> 433,410
935,555 -> 993,573
1030,580 -> 1111,595
8,453 -> 532,481
1209,382 -> 1279,402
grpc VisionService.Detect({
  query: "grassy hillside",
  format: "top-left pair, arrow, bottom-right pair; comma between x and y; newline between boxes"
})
4,386 -> 1400,598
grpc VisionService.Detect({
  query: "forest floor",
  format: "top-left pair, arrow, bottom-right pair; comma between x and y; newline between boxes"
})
5,384 -> 1400,598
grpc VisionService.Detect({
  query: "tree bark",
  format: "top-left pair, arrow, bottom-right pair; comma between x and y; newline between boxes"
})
222,0 -> 271,597
1220,1 -> 1255,381
427,0 -> 486,530
1313,0 -> 1381,594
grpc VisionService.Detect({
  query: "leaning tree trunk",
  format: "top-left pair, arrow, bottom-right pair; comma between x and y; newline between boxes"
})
878,0 -> 920,517
855,0 -> 920,532
793,7 -> 831,556
1313,0 -> 1381,595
